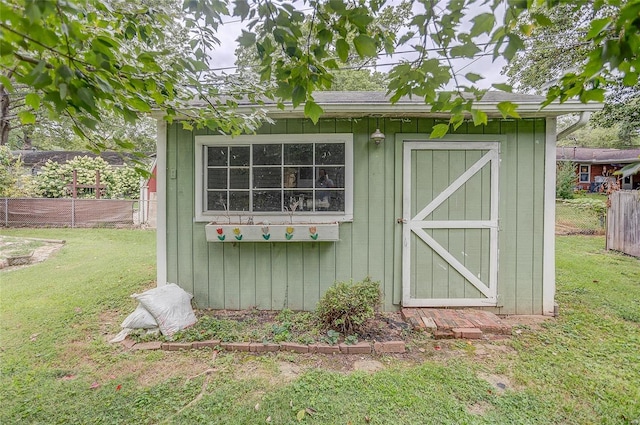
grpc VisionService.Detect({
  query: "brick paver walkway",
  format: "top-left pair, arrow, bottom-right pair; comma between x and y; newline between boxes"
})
401,308 -> 512,339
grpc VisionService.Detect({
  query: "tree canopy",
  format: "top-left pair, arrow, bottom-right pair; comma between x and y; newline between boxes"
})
1,0 -> 639,149
504,2 -> 640,147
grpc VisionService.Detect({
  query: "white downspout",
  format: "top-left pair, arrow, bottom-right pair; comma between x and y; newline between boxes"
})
557,111 -> 591,140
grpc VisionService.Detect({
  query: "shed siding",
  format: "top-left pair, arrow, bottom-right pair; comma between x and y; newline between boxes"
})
165,117 -> 547,314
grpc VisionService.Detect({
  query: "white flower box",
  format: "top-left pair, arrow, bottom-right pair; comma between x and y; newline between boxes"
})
205,223 -> 339,242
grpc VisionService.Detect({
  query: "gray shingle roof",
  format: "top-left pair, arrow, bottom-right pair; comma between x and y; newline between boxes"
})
295,91 -> 547,105
556,147 -> 640,163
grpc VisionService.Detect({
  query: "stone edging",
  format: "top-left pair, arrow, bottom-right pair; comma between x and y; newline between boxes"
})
123,339 -> 406,354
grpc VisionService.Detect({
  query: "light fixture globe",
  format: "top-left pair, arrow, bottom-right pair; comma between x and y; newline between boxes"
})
370,128 -> 385,145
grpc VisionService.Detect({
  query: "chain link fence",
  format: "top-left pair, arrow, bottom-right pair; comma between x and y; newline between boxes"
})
1,196 -> 607,233
556,198 -> 607,235
0,198 -> 140,228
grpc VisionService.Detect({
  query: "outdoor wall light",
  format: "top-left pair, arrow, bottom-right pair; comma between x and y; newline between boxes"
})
370,128 -> 385,145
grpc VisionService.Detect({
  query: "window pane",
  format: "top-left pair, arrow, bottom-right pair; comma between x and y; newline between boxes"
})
254,167 -> 282,188
316,166 -> 344,188
207,191 -> 227,210
284,144 -> 313,164
229,168 -> 249,189
207,169 -> 227,189
315,190 -> 344,211
253,190 -> 282,211
230,146 -> 250,166
201,137 -> 348,215
285,190 -> 313,212
229,191 -> 250,211
254,144 -> 282,165
208,147 -> 228,166
296,167 -> 314,188
315,143 -> 344,165
283,168 -> 298,188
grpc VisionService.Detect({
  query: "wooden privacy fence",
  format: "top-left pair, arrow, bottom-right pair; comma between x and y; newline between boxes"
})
0,198 -> 135,228
606,190 -> 640,257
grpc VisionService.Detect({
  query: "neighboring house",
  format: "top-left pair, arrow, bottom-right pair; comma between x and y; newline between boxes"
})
556,146 -> 640,191
155,91 -> 602,316
13,150 -> 134,174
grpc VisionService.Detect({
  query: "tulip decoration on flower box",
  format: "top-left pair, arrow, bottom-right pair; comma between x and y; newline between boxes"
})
205,223 -> 339,242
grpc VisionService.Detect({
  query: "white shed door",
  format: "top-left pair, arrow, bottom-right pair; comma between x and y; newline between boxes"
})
402,141 -> 500,307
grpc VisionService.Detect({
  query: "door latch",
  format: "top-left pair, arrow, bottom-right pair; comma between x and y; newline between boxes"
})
397,218 -> 407,224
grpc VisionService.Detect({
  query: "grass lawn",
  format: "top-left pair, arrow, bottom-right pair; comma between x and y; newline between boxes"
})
1,229 -> 639,424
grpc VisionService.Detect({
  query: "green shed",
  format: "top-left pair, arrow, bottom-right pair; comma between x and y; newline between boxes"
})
156,91 -> 601,315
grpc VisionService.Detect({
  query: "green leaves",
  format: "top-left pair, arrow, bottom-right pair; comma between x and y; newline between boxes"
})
470,109 -> 488,126
353,35 -> 377,58
1,0 -> 633,153
465,73 -> 483,83
25,93 -> 40,111
470,13 -> 495,37
18,111 -> 37,125
238,30 -> 256,47
430,124 -> 450,139
579,88 -> 605,103
497,101 -> 521,119
233,0 -> 250,20
450,43 -> 480,59
304,100 -> 323,124
336,39 -> 349,62
291,85 -> 306,108
492,83 -> 513,93
586,18 -> 612,40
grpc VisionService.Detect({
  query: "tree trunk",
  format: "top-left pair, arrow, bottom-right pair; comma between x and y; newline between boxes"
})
0,83 -> 10,146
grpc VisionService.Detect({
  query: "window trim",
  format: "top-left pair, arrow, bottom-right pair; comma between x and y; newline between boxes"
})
195,133 -> 354,223
578,164 -> 591,183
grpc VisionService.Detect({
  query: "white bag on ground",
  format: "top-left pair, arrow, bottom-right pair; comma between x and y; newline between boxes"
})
110,326 -> 160,343
132,283 -> 197,337
121,303 -> 158,329
110,302 -> 159,344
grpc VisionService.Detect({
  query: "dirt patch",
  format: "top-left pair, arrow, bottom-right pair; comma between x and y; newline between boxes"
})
278,361 -> 303,380
500,315 -> 554,332
0,237 -> 65,271
353,359 -> 385,372
478,372 -> 516,394
467,401 -> 491,416
136,353 -> 215,387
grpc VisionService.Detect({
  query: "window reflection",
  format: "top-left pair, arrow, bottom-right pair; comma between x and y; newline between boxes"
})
206,142 -> 346,213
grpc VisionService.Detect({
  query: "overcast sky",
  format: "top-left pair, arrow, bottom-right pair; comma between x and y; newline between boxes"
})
206,1 -> 510,90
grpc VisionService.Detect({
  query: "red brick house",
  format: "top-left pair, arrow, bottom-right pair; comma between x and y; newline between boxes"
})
556,147 -> 640,191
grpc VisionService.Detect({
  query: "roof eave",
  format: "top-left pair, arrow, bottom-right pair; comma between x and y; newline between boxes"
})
258,101 -> 604,119
153,100 -> 604,120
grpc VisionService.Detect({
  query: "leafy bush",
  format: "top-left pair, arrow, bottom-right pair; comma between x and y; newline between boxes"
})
0,146 -> 38,197
36,155 -> 140,199
556,160 -> 577,199
315,277 -> 382,335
